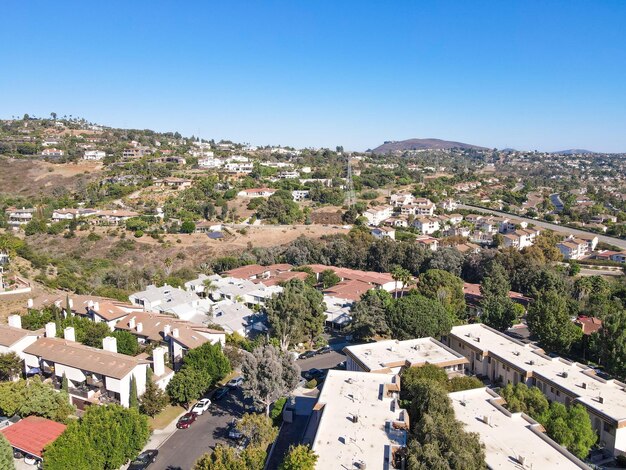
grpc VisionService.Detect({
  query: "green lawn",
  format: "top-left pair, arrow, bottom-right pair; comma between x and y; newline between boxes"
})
148,404 -> 186,430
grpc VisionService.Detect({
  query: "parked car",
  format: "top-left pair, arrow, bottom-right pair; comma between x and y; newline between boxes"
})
213,386 -> 230,401
336,361 -> 346,370
226,376 -> 244,388
316,345 -> 332,355
191,398 -> 211,415
176,413 -> 196,429
303,368 -> 326,381
227,418 -> 243,439
128,450 -> 159,470
299,350 -> 317,360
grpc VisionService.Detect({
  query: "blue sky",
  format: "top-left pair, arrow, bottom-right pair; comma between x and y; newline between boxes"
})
1,1 -> 626,152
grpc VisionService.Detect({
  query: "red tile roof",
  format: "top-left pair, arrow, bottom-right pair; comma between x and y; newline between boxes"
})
575,316 -> 603,335
1,416 -> 66,457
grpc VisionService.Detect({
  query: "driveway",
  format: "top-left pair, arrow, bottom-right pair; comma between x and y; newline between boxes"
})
296,338 -> 348,374
152,389 -> 246,470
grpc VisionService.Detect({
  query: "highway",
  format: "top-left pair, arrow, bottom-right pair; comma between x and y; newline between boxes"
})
458,204 -> 626,250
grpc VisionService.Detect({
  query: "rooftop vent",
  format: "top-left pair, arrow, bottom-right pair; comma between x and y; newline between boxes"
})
581,382 -> 587,389
482,415 -> 493,426
598,395 -> 604,404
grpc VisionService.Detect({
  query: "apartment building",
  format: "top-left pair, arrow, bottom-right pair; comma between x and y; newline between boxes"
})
558,237 -> 589,260
306,371 -> 408,470
129,284 -> 212,323
445,323 -> 626,456
412,216 -> 440,235
450,387 -> 591,469
363,205 -> 393,226
0,316 -> 42,359
344,337 -> 467,376
502,228 -> 540,250
23,323 -> 149,408
51,208 -> 99,221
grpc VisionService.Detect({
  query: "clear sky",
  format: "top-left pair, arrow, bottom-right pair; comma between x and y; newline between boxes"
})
1,1 -> 626,152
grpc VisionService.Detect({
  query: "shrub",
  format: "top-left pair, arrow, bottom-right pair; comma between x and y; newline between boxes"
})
270,397 -> 287,425
305,379 -> 317,389
134,230 -> 144,238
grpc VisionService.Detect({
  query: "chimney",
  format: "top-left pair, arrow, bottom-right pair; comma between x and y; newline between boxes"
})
64,326 -> 76,342
172,328 -> 180,339
102,336 -> 117,353
163,324 -> 171,337
93,301 -> 99,312
136,322 -> 143,333
88,300 -> 94,309
68,299 -> 74,309
128,317 -> 136,329
45,322 -> 57,338
153,347 -> 166,376
8,315 -> 22,329
27,298 -> 34,308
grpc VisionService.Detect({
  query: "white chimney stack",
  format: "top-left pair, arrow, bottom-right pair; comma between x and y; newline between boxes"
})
163,324 -> 171,337
8,315 -> 22,329
153,346 -> 166,376
64,326 -> 76,342
128,317 -> 136,329
172,328 -> 179,339
27,298 -> 34,308
136,322 -> 143,333
45,322 -> 57,338
102,336 -> 117,353
93,301 -> 99,312
68,299 -> 74,309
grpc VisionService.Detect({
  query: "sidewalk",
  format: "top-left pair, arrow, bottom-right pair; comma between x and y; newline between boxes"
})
145,408 -> 188,450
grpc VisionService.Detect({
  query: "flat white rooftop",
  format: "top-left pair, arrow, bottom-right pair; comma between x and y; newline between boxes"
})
450,323 -> 626,425
311,370 -> 407,470
344,337 -> 467,372
449,387 -> 590,469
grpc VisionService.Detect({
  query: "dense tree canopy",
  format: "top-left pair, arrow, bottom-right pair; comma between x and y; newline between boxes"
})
417,269 -> 466,321
241,344 -> 300,415
44,405 -> 150,470
266,279 -> 325,350
479,261 -> 519,331
526,289 -> 582,353
387,292 -> 454,340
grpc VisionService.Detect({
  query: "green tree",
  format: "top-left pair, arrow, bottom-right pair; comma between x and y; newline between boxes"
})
181,220 -> 196,234
182,342 -> 231,386
417,269 -> 466,321
318,269 -> 341,289
236,413 -> 278,449
166,368 -> 210,408
0,377 -> 74,423
129,375 -> 138,409
480,262 -> 518,331
266,279 -> 326,350
140,379 -> 168,417
526,289 -> 582,353
590,307 -> 626,379
45,404 -> 150,470
111,330 -> 140,356
387,293 -> 453,340
0,352 -> 22,380
349,289 -> 393,341
241,344 -> 300,416
391,265 -> 412,298
279,445 -> 318,470
61,373 -> 69,392
194,444 -> 266,470
0,434 -> 15,470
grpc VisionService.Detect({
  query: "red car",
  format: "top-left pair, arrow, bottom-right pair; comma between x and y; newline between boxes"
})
176,413 -> 196,429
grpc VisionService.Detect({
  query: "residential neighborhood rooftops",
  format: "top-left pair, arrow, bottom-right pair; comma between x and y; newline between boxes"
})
311,371 -> 407,470
322,279 -> 371,302
449,387 -> 590,469
1,416 -> 67,458
449,323 -> 626,425
0,324 -> 39,348
344,337 -> 467,373
23,337 -> 149,380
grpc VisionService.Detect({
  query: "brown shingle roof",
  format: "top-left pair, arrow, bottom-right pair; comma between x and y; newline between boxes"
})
0,324 -> 38,347
24,337 -> 148,379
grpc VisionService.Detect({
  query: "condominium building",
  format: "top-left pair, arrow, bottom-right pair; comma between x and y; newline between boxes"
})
343,337 -> 467,376
445,323 -> 626,456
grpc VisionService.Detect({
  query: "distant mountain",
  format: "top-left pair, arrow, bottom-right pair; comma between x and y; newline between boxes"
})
370,138 -> 488,154
551,149 -> 596,155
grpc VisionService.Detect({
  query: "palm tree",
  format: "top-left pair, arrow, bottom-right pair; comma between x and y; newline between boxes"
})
391,265 -> 412,299
202,278 -> 217,299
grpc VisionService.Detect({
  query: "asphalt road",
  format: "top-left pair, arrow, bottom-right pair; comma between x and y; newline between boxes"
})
459,204 -> 626,250
153,389 -> 246,470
